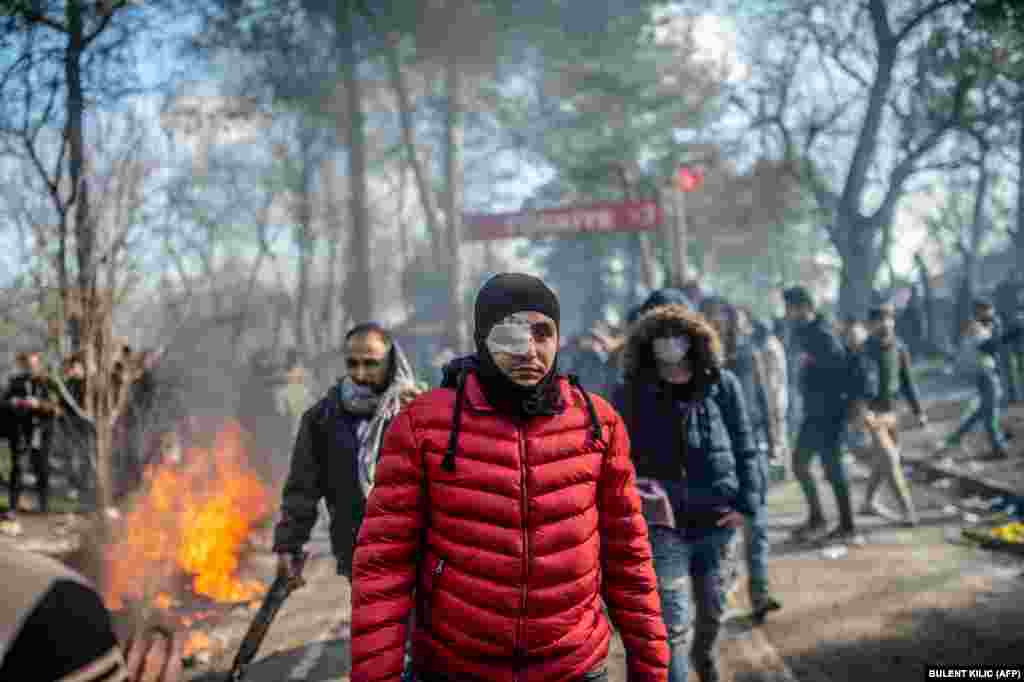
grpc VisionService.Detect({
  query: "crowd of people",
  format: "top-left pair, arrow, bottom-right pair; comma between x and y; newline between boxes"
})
0,345 -> 180,517
274,274 -> 1024,682
4,270 -> 1024,682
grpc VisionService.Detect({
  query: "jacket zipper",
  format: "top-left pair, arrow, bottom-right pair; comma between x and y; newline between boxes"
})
515,425 -> 528,682
424,557 -> 446,628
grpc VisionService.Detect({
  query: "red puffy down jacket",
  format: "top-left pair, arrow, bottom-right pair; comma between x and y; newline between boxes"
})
351,370 -> 668,682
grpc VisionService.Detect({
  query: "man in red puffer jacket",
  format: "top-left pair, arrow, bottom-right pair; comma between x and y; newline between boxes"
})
351,273 -> 669,682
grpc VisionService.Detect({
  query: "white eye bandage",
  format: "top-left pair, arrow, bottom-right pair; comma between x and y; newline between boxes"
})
653,335 -> 691,364
486,313 -> 534,356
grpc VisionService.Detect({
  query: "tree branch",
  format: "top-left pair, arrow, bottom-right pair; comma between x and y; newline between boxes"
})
895,0 -> 963,44
9,4 -> 67,32
809,19 -> 871,90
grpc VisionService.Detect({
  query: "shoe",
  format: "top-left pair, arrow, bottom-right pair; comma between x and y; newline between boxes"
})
790,519 -> 828,541
751,594 -> 782,624
859,500 -> 902,522
693,662 -> 721,682
821,526 -> 865,546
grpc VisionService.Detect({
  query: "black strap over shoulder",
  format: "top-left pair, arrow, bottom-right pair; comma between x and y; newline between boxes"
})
442,369 -> 468,472
567,374 -> 603,444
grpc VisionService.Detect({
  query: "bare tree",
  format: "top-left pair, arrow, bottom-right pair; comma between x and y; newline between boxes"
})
735,0 -> 971,316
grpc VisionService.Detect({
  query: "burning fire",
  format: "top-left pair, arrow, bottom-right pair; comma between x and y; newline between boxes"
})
104,420 -> 271,611
184,631 -> 213,659
154,593 -> 177,610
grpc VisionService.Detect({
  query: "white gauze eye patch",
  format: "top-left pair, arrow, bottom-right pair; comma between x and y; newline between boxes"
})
653,335 -> 691,364
486,313 -> 534,356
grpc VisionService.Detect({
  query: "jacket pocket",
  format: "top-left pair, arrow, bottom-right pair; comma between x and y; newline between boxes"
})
419,556 -> 447,630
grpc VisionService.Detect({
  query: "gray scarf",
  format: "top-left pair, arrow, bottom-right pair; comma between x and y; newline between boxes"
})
343,343 -> 421,499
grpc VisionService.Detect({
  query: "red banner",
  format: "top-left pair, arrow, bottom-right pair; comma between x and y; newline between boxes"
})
463,199 -> 663,242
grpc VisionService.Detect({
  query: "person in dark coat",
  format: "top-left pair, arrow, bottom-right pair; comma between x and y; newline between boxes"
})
2,351 -> 59,515
272,323 -> 422,582
613,302 -> 761,682
782,286 -> 861,543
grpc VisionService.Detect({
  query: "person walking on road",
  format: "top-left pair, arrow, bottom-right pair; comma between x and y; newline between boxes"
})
783,286 -> 861,544
351,273 -> 669,682
857,302 -> 925,526
731,306 -> 785,622
613,301 -> 761,682
940,310 -> 1018,460
273,323 -> 422,583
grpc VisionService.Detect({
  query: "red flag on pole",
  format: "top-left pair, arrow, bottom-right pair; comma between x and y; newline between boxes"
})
676,165 -> 704,193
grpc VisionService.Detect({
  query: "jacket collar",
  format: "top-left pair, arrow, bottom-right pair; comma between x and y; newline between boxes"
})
462,370 -> 571,415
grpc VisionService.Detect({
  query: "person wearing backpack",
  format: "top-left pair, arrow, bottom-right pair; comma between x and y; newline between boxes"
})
612,302 -> 762,682
351,273 -> 669,682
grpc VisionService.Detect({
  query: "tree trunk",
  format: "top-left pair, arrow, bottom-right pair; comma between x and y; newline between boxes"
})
66,0 -> 115,512
443,50 -> 466,351
387,40 -> 445,272
834,211 -> 885,319
968,151 -> 991,293
831,7 -> 898,317
293,148 -> 314,355
627,234 -> 638,304
1016,105 -> 1024,275
637,234 -> 659,291
57,213 -> 70,354
319,171 -> 343,353
955,147 -> 993,344
339,7 -> 373,324
914,251 -> 937,349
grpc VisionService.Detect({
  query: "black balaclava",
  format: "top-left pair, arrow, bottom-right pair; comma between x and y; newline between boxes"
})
473,273 -> 562,416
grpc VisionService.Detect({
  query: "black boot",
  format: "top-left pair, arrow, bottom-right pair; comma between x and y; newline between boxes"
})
690,621 -> 722,682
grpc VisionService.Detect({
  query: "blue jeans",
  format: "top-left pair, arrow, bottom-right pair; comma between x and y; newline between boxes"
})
649,525 -> 735,682
744,503 -> 770,600
952,370 -> 1009,454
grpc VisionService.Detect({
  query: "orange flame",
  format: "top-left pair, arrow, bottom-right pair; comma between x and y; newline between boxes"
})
104,420 -> 270,611
184,631 -> 213,658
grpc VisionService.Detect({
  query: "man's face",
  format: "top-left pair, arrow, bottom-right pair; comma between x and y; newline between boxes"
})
67,361 -> 85,379
873,314 -> 895,339
345,332 -> 391,391
488,311 -> 558,386
27,353 -> 43,376
975,306 -> 995,326
784,302 -> 813,323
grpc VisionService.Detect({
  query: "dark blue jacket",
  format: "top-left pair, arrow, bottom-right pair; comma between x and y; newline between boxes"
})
273,382 -> 370,575
792,314 -> 851,420
613,370 -> 762,530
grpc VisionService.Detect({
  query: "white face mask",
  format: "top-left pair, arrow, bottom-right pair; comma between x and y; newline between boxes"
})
486,313 -> 534,357
653,335 -> 691,365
